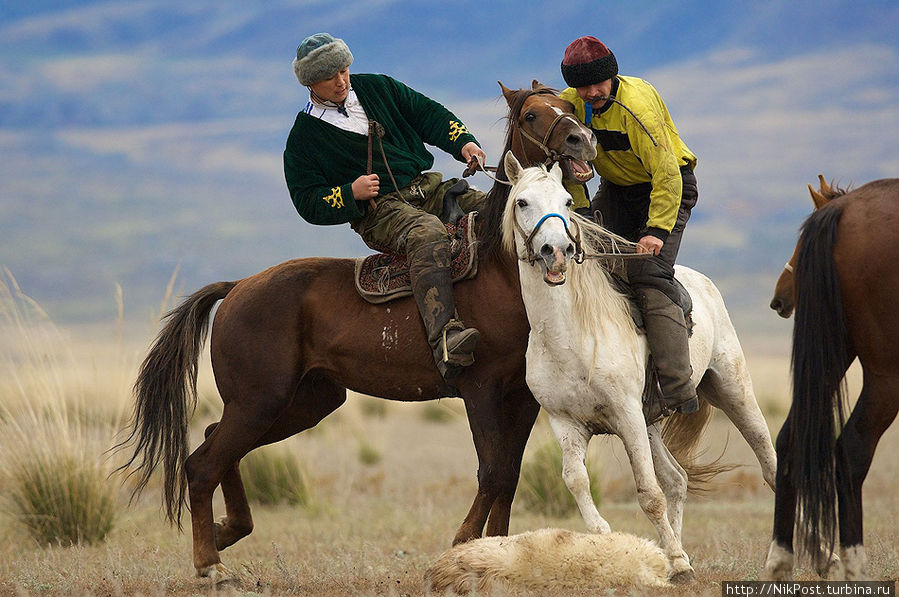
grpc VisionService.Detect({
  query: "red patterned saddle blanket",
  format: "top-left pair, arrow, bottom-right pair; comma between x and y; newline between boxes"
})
354,212 -> 478,304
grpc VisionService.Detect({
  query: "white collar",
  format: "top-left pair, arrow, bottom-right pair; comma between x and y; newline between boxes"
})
308,88 -> 359,112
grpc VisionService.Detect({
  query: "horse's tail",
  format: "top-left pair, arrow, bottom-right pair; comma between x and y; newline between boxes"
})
114,280 -> 236,528
662,399 -> 738,493
789,204 -> 850,567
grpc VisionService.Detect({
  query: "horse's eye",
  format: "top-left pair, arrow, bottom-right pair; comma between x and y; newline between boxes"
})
566,198 -> 573,208
524,112 -> 536,121
516,199 -> 528,208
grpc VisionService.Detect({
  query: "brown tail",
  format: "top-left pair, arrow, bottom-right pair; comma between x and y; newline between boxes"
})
113,280 -> 236,528
661,398 -> 738,493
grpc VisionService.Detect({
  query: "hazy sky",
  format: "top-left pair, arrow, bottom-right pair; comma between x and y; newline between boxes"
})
2,1 -> 898,329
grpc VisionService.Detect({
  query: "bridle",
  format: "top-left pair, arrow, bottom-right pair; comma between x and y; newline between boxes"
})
516,109 -> 587,169
513,203 -> 655,268
512,208 -> 583,266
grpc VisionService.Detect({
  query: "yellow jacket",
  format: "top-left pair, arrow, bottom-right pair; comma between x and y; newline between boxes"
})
560,76 -> 696,233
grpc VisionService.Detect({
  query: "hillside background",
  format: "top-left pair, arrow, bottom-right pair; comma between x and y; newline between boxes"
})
2,1 -> 898,349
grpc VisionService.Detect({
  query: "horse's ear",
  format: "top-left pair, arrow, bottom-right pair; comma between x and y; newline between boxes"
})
817,174 -> 833,196
498,81 -> 516,106
531,79 -> 543,91
504,151 -> 524,184
808,184 -> 829,209
549,161 -> 564,183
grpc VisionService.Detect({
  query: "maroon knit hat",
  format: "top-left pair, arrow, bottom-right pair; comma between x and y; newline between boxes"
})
561,36 -> 619,88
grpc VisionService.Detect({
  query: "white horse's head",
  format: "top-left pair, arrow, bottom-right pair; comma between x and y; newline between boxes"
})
502,151 -> 577,285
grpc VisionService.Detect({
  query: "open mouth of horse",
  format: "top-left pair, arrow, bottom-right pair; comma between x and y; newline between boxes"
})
564,158 -> 594,183
543,267 -> 566,286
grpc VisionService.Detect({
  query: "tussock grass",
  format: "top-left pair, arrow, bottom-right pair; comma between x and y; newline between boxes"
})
357,440 -> 383,466
518,438 -> 602,518
0,271 -> 123,546
241,445 -> 315,507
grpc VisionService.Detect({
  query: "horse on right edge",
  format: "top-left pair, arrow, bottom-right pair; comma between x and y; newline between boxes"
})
764,176 -> 899,580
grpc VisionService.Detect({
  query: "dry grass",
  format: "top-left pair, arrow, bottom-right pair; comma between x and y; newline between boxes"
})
0,282 -> 897,595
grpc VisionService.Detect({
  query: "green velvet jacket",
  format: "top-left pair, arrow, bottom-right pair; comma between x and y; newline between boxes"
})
284,73 -> 480,225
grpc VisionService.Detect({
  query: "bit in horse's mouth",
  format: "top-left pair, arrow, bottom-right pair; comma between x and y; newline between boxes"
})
566,158 -> 594,182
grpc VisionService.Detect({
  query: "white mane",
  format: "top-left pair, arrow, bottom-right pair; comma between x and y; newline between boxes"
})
502,165 -> 638,350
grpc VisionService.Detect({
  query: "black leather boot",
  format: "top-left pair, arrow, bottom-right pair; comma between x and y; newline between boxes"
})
410,246 -> 479,379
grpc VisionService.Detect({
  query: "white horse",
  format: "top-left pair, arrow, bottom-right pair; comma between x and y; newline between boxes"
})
501,152 -> 777,583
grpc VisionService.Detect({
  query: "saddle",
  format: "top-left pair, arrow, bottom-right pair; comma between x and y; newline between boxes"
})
354,211 -> 479,304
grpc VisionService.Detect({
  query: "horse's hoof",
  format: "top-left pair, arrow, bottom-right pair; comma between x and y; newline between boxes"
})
670,568 -> 695,584
196,562 -> 236,584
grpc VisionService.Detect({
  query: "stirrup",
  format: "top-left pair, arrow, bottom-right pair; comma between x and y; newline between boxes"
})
441,320 -> 479,364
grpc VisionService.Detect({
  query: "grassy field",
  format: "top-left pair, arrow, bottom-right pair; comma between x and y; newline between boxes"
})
1,294 -> 897,596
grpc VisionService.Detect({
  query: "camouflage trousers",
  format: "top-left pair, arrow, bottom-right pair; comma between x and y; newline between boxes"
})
350,171 -> 485,269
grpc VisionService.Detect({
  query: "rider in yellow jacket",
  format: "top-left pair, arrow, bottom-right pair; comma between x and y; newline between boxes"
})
560,36 -> 699,421
560,76 -> 696,240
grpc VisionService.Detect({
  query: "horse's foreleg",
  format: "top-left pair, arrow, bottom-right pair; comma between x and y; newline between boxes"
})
764,410 -> 797,581
484,391 -> 540,537
548,416 -> 610,534
647,424 -> 688,541
455,389 -> 505,545
617,415 -> 694,583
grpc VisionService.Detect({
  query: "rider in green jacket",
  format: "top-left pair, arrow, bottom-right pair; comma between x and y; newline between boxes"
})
284,33 -> 486,382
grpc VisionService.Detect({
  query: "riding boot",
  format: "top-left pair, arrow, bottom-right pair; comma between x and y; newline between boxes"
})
409,244 -> 480,380
639,287 -> 699,422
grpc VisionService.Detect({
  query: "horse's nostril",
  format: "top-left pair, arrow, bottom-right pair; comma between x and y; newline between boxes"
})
770,299 -> 781,311
540,244 -> 554,257
566,134 -> 581,146
566,244 -> 574,255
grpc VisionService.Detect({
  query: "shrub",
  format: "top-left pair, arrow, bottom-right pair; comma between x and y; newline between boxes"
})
6,452 -> 116,546
357,441 -> 382,466
0,271 -> 119,546
518,439 -> 602,518
241,446 -> 314,507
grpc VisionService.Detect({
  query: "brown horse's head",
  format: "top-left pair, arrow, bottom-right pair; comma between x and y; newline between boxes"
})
770,174 -> 845,318
498,80 -> 596,184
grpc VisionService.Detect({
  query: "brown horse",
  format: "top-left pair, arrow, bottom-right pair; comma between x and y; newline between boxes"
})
116,82 -> 601,579
769,174 -> 844,318
763,177 -> 899,580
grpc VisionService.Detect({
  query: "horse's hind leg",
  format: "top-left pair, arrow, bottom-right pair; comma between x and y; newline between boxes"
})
835,374 -> 899,580
647,423 -> 688,541
699,357 -> 777,490
187,404 -> 278,578
617,414 -> 694,582
211,375 -> 347,552
548,415 -> 611,534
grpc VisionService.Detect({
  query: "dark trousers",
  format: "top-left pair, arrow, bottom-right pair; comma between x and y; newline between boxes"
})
591,167 -> 698,302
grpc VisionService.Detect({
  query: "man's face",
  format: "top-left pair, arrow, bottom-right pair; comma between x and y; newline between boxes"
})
310,68 -> 351,103
575,79 -> 613,110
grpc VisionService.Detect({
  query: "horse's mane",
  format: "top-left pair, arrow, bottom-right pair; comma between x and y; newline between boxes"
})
477,86 -> 559,258
821,179 -> 850,201
501,164 -> 638,351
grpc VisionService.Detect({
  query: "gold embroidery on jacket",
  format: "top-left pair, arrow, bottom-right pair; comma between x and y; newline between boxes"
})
448,120 -> 469,142
323,186 -> 344,209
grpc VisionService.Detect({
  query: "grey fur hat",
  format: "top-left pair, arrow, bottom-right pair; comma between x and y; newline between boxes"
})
293,33 -> 354,86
